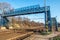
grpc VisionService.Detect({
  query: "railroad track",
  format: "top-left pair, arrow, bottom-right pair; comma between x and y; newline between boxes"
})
0,29 -> 33,40
23,32 -> 60,40
23,34 -> 48,40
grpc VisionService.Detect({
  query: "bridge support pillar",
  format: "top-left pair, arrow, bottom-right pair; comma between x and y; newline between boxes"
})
55,18 -> 58,31
45,10 -> 52,31
0,16 -> 9,29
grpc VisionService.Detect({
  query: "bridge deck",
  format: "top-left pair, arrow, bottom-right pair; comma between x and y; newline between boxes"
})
3,5 -> 50,17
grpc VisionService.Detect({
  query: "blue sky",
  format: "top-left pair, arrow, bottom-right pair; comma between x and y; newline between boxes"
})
0,0 -> 60,23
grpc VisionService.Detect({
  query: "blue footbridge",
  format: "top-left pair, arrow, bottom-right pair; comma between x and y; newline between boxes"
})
0,5 -> 58,31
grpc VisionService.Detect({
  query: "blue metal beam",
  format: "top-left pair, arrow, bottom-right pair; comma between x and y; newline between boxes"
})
3,5 -> 50,17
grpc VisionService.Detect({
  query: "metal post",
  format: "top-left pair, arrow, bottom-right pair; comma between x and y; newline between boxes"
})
55,17 -> 58,31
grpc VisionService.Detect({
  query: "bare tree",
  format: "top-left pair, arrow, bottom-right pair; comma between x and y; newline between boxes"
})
0,2 -> 13,14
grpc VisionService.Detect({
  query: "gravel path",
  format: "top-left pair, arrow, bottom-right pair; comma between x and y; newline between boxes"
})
24,32 -> 60,40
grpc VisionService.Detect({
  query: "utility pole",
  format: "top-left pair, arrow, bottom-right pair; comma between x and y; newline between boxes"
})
44,0 -> 48,32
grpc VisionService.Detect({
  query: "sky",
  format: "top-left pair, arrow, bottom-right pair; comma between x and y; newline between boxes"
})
0,0 -> 60,23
